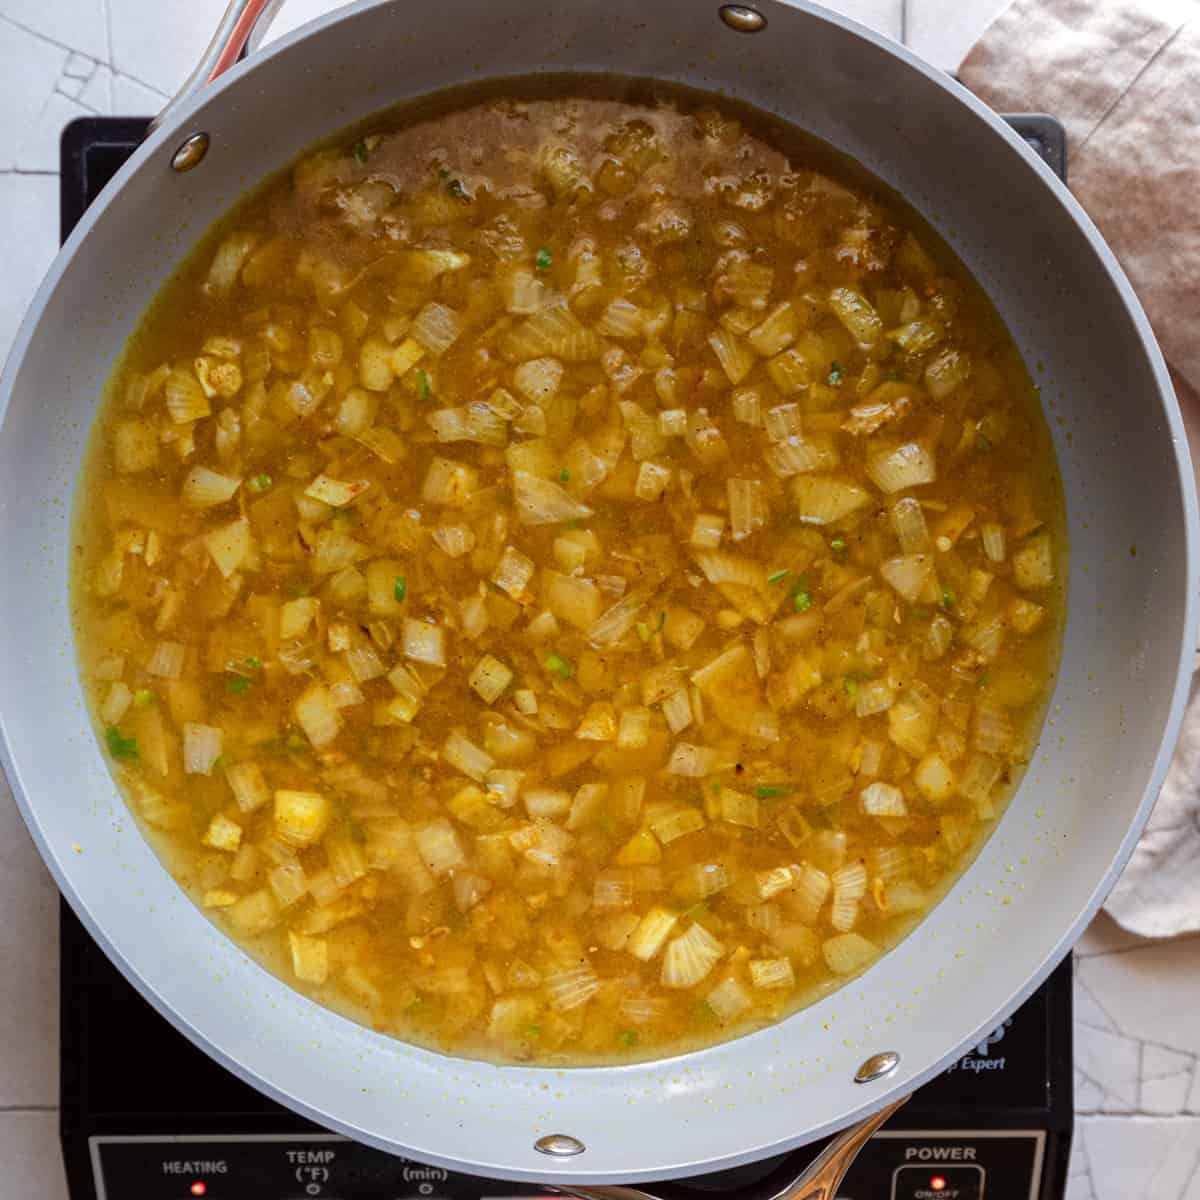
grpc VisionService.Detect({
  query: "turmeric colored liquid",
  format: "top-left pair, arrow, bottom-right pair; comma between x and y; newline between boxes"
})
73,86 -> 1064,1064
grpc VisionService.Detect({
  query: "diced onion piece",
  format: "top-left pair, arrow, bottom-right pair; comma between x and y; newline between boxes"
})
924,614 -> 954,661
748,302 -> 799,357
280,596 -> 319,639
822,932 -> 880,976
566,781 -> 608,830
415,818 -> 465,875
100,681 -> 133,725
577,701 -> 617,741
859,782 -> 902,820
403,618 -> 446,667
1012,532 -> 1054,589
431,523 -> 475,558
764,404 -> 803,444
973,702 -> 1014,755
227,889 -> 280,937
546,963 -> 601,1011
924,348 -> 971,398
148,641 -> 186,680
201,812 -> 241,851
765,434 -> 838,478
288,931 -> 329,984
913,753 -> 955,803
274,789 -> 331,847
708,328 -> 756,384
164,365 -> 210,424
588,588 -> 649,648
749,957 -> 795,990
691,512 -> 725,548
959,752 -> 1003,814
719,788 -> 759,828
829,286 -> 882,347
305,474 -> 369,508
755,866 -> 792,901
981,522 -> 1007,563
888,680 -> 939,757
662,688 -> 693,734
513,356 -> 564,402
658,409 -> 687,438
892,497 -> 931,554
667,742 -> 722,778
728,478 -> 766,541
732,388 -> 762,426
183,722 -> 223,775
627,906 -> 679,961
346,637 -> 387,682
648,806 -> 705,844
411,301 -> 461,354
225,761 -> 269,813
524,788 -> 571,820
789,864 -> 831,925
662,923 -> 724,989
542,570 -> 602,632
594,874 -> 634,909
443,730 -> 495,781
204,231 -> 259,296
493,544 -> 535,598
204,516 -> 253,578
513,470 -> 593,525
685,409 -> 730,467
855,679 -> 895,717
635,461 -> 672,501
421,456 -> 478,507
617,707 -> 651,750
792,475 -> 871,525
469,655 -> 513,704
294,682 -> 340,749
267,861 -> 307,907
867,442 -> 936,493
673,862 -> 729,904
707,976 -> 752,1022
880,553 -> 933,603
182,467 -> 241,508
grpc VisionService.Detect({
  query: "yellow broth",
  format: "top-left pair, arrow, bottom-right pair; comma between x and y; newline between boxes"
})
72,86 -> 1065,1064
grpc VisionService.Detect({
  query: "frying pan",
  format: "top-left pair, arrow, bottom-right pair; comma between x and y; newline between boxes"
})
0,0 -> 1196,1190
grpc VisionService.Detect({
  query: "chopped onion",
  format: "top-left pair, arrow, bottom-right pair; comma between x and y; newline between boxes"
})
821,932 -> 879,976
720,788 -> 759,829
513,470 -> 593,525
855,679 -> 896,717
204,231 -> 259,297
524,787 -> 571,819
635,460 -> 672,502
513,356 -> 564,403
924,347 -> 971,398
403,617 -> 446,667
1012,532 -> 1054,590
892,497 -> 931,553
545,963 -> 600,1011
469,655 -> 513,704
280,596 -> 319,640
880,553 -> 933,603
617,707 -> 652,750
201,813 -> 241,852
443,730 -> 495,781
100,681 -> 133,725
728,478 -> 766,540
182,466 -> 241,508
748,302 -> 798,357
295,682 -> 341,748
421,457 -> 478,507
183,722 -> 223,775
662,923 -> 724,988
588,588 -> 649,648
274,789 -> 332,847
165,366 -> 210,423
305,474 -> 369,508
662,688 -> 693,734
924,614 -> 954,661
828,286 -> 882,346
225,761 -> 269,812
691,512 -> 725,548
577,702 -> 618,741
415,818 -> 465,875
973,702 -> 1014,755
707,976 -> 752,1022
708,328 -> 756,384
666,742 -> 723,778
493,544 -> 535,598
411,301 -> 462,354
648,806 -> 705,844
867,442 -> 936,493
913,753 -> 955,803
597,298 -> 644,338
792,475 -> 871,525
627,906 -> 679,961
432,523 -> 475,558
732,387 -> 762,426
981,522 -> 1007,563
204,516 -> 253,578
148,641 -> 185,680
888,680 -> 939,757
749,957 -> 795,990
788,864 -> 831,924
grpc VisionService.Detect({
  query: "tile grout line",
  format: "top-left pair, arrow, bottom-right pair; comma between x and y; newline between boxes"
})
0,1104 -> 57,1113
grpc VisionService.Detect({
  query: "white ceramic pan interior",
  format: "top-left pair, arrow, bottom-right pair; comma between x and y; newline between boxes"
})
0,0 -> 1195,1184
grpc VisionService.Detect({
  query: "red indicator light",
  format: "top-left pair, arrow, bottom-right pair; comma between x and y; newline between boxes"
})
930,1176 -> 947,1192
190,1184 -> 207,1197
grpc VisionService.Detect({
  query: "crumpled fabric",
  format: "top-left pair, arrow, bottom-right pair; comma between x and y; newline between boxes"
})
960,0 -> 1200,937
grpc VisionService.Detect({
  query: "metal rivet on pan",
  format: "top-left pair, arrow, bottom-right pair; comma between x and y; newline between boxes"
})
854,1051 -> 901,1084
171,132 -> 210,172
534,1134 -> 586,1157
719,4 -> 767,32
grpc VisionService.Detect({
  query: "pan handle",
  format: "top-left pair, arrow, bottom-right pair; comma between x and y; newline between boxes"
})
147,0 -> 286,135
546,1096 -> 908,1200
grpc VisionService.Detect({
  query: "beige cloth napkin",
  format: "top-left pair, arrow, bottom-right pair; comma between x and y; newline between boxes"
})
960,0 -> 1200,938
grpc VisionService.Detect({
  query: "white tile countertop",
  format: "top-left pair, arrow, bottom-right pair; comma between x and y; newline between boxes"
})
1,1 -> 1199,1197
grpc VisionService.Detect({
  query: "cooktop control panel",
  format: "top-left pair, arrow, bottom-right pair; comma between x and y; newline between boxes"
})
90,1130 -> 1045,1200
